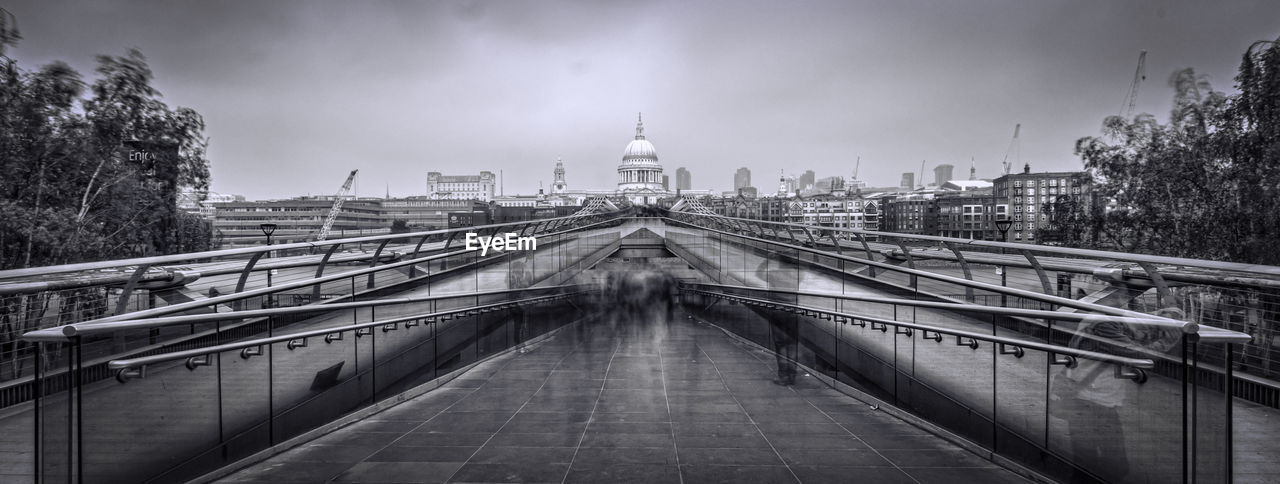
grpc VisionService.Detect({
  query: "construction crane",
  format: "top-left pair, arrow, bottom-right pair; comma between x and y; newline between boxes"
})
1120,50 -> 1147,119
853,156 -> 861,180
316,170 -> 358,242
918,160 -> 925,189
1001,124 -> 1020,175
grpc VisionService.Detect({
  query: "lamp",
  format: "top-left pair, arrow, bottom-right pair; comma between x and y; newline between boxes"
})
260,223 -> 277,291
994,216 -> 1011,306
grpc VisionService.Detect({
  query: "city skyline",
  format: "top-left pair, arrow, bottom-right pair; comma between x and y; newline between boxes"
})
4,1 -> 1277,199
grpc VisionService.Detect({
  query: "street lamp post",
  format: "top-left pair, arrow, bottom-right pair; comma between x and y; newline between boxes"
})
994,217 -> 1012,308
259,223 -> 277,306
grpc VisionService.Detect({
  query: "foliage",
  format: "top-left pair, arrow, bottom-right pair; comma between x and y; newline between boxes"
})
1057,37 -> 1280,264
0,28 -> 211,269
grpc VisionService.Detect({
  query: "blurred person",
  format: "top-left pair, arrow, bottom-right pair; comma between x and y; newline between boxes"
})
769,310 -> 799,386
1055,318 -> 1143,482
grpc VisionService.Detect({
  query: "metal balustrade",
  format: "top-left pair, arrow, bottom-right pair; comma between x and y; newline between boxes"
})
0,209 -> 630,402
662,212 -> 1274,381
4,210 -> 1270,483
680,277 -> 1242,483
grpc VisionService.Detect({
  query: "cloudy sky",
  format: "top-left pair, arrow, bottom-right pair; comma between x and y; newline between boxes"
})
6,1 -> 1277,199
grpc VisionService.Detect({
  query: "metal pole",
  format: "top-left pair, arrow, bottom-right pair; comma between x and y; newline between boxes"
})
1000,233 -> 1008,308
265,233 -> 273,290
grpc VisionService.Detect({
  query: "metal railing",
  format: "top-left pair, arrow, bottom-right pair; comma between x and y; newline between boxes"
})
682,281 -> 1240,483
662,212 -> 1279,389
22,249 -> 607,482
0,209 -> 630,386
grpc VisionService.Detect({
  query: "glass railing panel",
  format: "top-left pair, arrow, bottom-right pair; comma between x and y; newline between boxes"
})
530,235 -> 563,285
370,316 -> 437,400
270,328 -> 366,446
433,314 -> 479,375
1046,327 -> 1183,483
992,343 -> 1052,475
79,343 -> 223,483
898,328 -> 996,448
216,340 -> 272,468
33,341 -> 72,483
1192,340 -> 1231,483
475,311 -> 514,361
832,313 -> 897,403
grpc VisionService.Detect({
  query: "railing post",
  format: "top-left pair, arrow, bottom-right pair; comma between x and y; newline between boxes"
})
942,241 -> 974,302
1018,249 -> 1055,299
312,243 -> 344,301
408,233 -> 433,278
855,233 -> 877,277
114,264 -> 153,315
1136,261 -> 1173,307
826,231 -> 843,254
233,252 -> 268,295
367,239 -> 393,289
894,241 -> 917,290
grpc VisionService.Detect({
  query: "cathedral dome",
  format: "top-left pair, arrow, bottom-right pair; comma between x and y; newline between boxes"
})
617,113 -> 666,196
623,138 -> 657,160
621,114 -> 658,161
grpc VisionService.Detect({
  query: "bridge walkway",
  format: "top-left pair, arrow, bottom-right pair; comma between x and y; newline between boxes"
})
217,309 -> 1027,484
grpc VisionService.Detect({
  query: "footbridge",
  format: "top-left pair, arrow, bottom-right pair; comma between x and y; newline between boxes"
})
0,208 -> 1272,483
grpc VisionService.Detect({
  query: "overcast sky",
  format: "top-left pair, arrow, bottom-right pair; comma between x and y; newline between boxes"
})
6,1 -> 1277,199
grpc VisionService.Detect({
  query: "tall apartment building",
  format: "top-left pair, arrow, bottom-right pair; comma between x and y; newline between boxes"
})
992,165 -> 1091,242
934,164 -> 954,186
799,170 -> 815,190
427,171 -> 496,202
734,167 -> 751,191
676,167 -> 692,190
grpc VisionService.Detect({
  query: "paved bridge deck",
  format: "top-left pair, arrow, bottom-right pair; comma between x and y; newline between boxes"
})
218,310 -> 1027,484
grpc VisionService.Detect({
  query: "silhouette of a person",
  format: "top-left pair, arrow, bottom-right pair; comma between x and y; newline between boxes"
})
1058,319 -> 1140,482
770,310 -> 799,386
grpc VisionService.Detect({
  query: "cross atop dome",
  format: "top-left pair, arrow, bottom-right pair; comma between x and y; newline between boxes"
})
635,112 -> 645,140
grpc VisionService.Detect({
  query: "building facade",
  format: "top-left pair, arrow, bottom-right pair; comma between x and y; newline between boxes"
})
786,194 -> 879,231
676,167 -> 691,190
934,164 -> 954,186
734,167 -> 751,191
900,172 -> 915,191
933,191 -> 1005,240
882,193 -> 937,235
427,171 -> 496,202
213,198 -> 386,246
799,170 -> 815,191
992,165 -> 1091,242
616,113 -> 668,204
379,198 -> 490,229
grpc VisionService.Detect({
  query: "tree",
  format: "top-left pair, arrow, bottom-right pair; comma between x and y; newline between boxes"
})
0,19 -> 211,269
1058,37 -> 1280,264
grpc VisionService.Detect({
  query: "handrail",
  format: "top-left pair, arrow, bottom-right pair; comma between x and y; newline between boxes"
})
670,211 -> 1280,278
685,288 -> 1155,368
23,285 -> 583,342
0,249 -> 404,296
0,209 -> 628,280
684,282 -> 1196,331
662,217 -> 1251,344
28,215 -> 625,328
105,291 -> 586,374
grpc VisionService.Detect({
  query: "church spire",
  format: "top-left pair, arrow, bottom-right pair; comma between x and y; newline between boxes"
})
635,112 -> 645,140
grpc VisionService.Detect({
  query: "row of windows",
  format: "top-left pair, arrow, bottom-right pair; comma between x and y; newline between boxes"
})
1013,178 -> 1073,188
